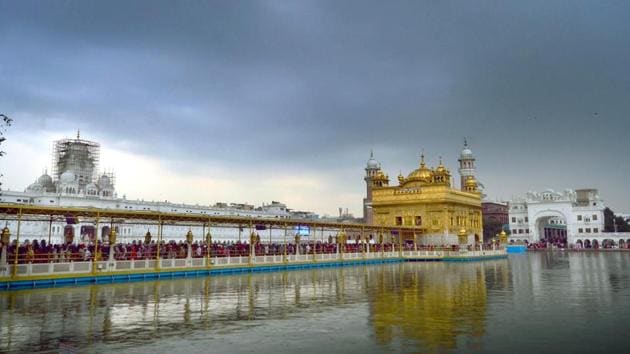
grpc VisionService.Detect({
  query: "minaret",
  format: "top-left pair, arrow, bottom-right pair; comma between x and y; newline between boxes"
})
458,139 -> 476,191
363,150 -> 380,224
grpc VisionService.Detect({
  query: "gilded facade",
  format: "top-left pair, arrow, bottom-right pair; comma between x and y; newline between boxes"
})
364,143 -> 483,245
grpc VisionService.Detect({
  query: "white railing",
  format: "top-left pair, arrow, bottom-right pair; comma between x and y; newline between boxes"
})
0,248 -> 506,281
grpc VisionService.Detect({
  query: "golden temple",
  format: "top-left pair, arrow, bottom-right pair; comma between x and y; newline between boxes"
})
364,143 -> 483,245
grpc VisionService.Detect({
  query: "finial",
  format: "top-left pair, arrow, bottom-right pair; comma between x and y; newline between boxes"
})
464,137 -> 468,147
420,149 -> 425,167
439,156 -> 443,165
77,129 -> 80,139
370,149 -> 373,158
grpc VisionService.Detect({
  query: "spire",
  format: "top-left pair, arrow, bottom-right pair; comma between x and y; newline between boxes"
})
77,129 -> 80,140
464,137 -> 468,147
420,149 -> 426,167
370,149 -> 373,159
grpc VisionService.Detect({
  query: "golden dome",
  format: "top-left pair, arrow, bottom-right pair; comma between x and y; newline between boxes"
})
465,176 -> 477,187
408,166 -> 433,181
435,157 -> 447,174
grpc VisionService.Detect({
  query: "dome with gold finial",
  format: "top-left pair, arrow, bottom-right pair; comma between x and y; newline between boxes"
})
435,157 -> 447,174
406,153 -> 434,183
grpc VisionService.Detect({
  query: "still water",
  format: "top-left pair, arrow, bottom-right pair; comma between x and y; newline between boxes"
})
2,251 -> 630,353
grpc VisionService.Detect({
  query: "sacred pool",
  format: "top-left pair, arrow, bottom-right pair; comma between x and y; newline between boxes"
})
1,251 -> 629,353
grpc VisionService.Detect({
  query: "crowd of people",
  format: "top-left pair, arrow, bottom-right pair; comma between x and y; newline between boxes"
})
525,239 -> 629,250
0,238 -> 497,264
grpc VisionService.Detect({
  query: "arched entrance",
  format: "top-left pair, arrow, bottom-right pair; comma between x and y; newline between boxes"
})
592,240 -> 600,249
602,239 -> 616,249
576,239 -> 583,248
533,210 -> 568,247
584,239 -> 592,248
620,239 -> 626,249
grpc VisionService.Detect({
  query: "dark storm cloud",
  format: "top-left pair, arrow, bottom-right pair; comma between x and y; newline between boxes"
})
1,0 -> 630,211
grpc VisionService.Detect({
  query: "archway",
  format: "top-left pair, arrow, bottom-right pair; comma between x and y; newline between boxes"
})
584,239 -> 592,248
602,239 -> 616,249
575,239 -> 583,249
619,239 -> 626,249
592,240 -> 600,249
533,210 -> 568,247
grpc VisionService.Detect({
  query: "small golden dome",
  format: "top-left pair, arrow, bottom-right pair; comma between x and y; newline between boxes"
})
465,176 -> 477,187
435,157 -> 447,174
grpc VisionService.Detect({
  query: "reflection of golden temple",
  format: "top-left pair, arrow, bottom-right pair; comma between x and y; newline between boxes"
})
370,263 -> 490,351
367,152 -> 483,245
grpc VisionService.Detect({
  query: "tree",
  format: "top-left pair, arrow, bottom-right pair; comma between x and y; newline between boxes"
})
0,113 -> 13,194
603,207 -> 630,232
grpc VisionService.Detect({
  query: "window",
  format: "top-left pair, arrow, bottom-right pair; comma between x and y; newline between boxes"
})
395,217 -> 402,226
525,217 -> 529,222
512,217 -> 516,223
592,214 -> 598,221
415,216 -> 422,226
512,229 -> 517,234
578,228 -> 583,233
518,229 -> 523,234
577,215 -> 582,221
594,228 -> 599,233
585,228 -> 591,233
526,229 -> 529,234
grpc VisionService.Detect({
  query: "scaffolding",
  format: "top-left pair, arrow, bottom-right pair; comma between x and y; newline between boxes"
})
51,133 -> 100,191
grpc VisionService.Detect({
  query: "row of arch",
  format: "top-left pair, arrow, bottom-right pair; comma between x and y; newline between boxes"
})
575,239 -> 630,249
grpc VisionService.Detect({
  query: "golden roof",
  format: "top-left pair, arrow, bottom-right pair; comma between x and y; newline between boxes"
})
406,153 -> 434,182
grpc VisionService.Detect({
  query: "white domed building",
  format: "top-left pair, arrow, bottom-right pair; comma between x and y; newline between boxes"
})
0,131 -> 317,244
58,171 -> 79,194
97,174 -> 115,198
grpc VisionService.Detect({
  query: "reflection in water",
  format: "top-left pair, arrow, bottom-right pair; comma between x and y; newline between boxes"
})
0,262 -> 506,353
370,262 -> 496,351
2,252 -> 630,353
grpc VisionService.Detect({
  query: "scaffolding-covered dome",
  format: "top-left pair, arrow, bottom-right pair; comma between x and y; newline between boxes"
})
60,171 -> 76,183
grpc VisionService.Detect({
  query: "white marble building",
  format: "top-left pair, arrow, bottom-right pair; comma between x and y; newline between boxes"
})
0,132 -> 319,243
508,189 -> 605,245
508,188 -> 630,247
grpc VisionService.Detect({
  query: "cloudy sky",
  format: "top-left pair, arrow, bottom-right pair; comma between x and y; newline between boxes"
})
1,0 -> 629,216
